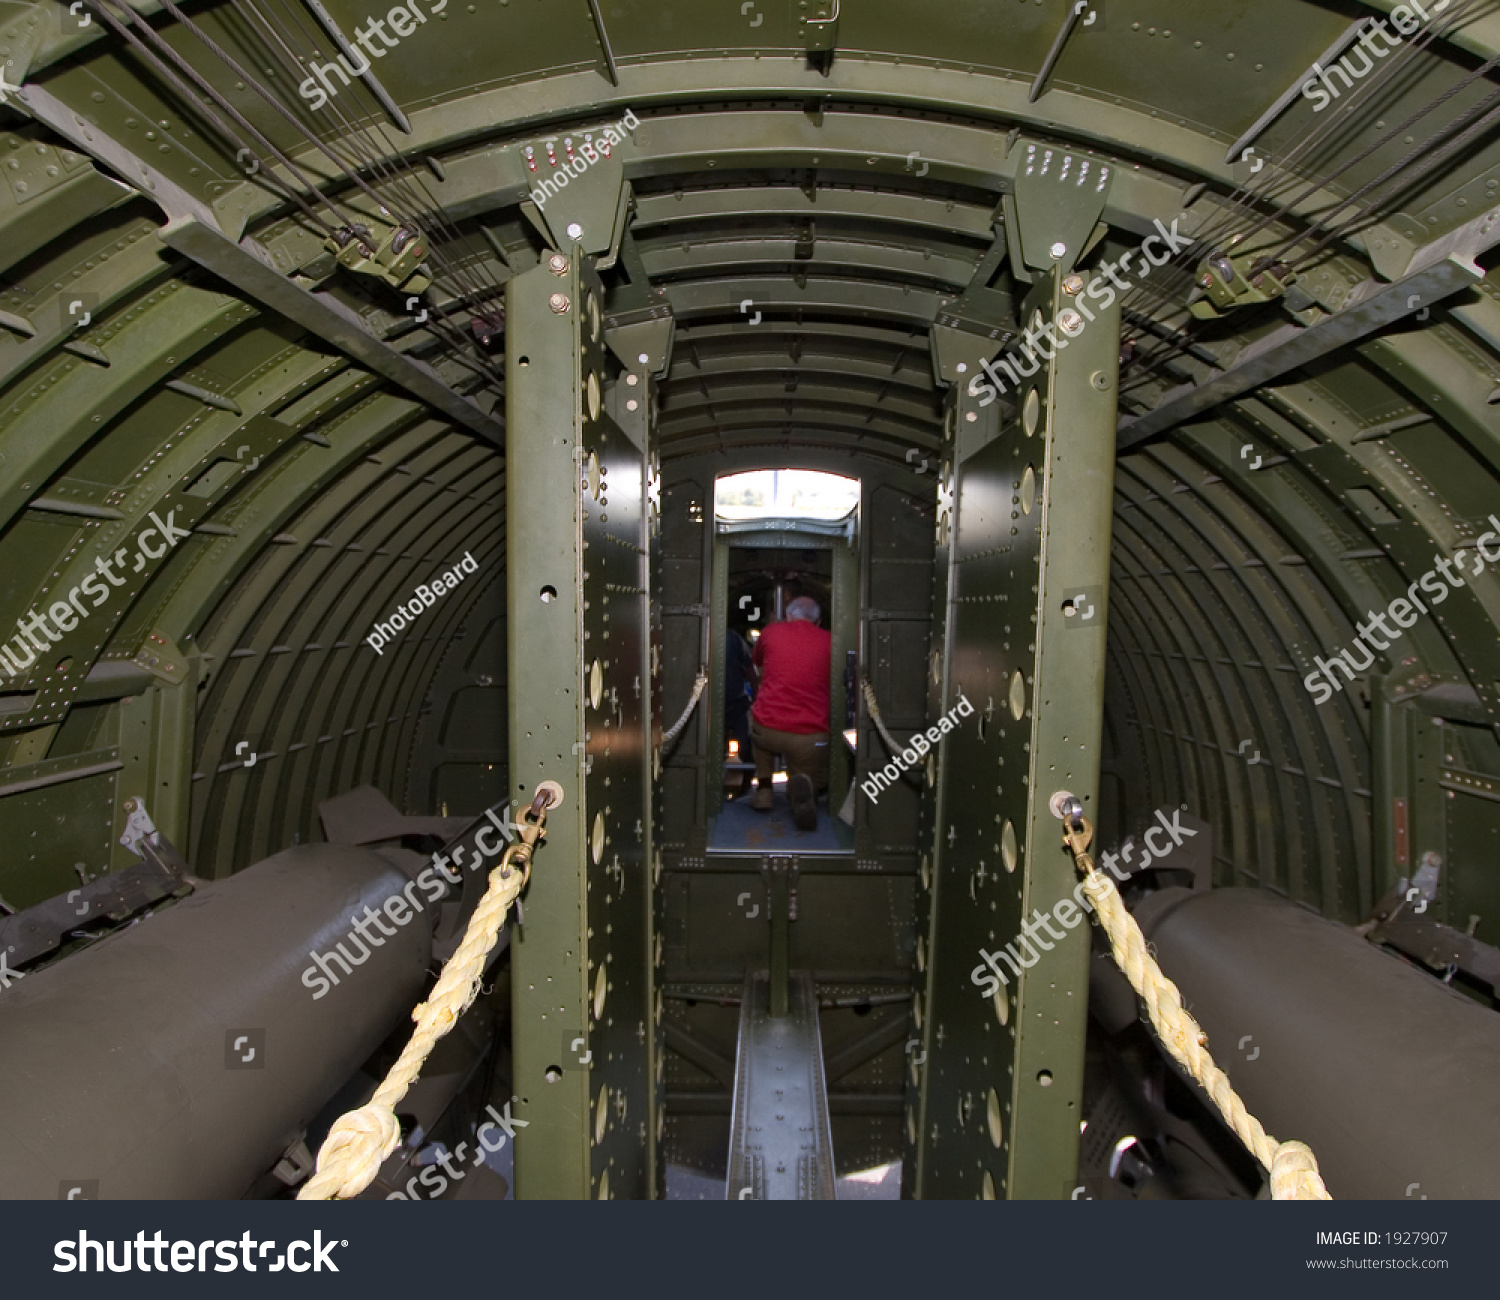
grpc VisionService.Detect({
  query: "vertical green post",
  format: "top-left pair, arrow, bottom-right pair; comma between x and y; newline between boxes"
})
910,264 -> 1120,1199
507,251 -> 654,1199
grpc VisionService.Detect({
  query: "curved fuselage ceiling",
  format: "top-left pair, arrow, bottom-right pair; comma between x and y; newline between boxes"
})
0,0 -> 1493,940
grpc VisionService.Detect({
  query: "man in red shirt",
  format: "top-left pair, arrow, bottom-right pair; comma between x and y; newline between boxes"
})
749,595 -> 831,831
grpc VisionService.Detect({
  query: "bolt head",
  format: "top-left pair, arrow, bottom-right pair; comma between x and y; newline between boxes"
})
547,253 -> 568,274
1058,309 -> 1085,335
1049,241 -> 1067,259
549,293 -> 571,314
566,222 -> 583,240
1062,274 -> 1085,295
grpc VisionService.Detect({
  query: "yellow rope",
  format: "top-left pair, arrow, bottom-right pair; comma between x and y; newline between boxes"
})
298,786 -> 558,1201
661,667 -> 708,746
1061,813 -> 1331,1201
860,674 -> 903,755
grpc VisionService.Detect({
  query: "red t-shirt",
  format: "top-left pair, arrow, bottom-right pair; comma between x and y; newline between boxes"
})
751,619 -> 831,734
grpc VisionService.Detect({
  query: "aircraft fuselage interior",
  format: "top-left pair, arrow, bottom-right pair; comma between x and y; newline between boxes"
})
0,0 -> 1498,1214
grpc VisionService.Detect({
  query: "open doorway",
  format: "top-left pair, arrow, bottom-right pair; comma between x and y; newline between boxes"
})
706,471 -> 859,855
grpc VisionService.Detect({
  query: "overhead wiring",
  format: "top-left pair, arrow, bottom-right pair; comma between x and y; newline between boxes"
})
85,0 -> 507,381
1113,0 -> 1491,392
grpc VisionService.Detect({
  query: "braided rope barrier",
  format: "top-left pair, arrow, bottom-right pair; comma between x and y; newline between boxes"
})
859,674 -> 904,755
298,783 -> 560,1201
661,667 -> 708,746
1059,808 -> 1331,1201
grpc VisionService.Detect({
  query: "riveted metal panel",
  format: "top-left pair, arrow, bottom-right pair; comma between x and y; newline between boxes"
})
912,267 -> 1119,1199
508,256 -> 651,1198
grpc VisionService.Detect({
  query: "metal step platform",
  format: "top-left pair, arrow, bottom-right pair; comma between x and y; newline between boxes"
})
724,971 -> 837,1200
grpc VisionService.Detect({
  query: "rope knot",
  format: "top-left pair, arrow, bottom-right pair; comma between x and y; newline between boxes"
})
298,1104 -> 401,1201
1270,1140 -> 1331,1201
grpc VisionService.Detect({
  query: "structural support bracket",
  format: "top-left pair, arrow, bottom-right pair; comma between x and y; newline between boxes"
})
15,81 -> 502,444
1003,140 -> 1113,279
1117,252 -> 1486,450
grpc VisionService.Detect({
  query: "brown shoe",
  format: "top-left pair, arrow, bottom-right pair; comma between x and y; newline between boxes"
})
750,783 -> 774,812
788,775 -> 817,831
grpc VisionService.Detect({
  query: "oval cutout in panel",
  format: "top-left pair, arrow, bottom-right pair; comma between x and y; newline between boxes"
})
916,935 -> 926,972
912,992 -> 924,1031
994,988 -> 1010,1026
982,1170 -> 996,1200
1008,670 -> 1026,720
1022,387 -> 1040,437
586,371 -> 601,421
588,292 -> 601,341
1001,819 -> 1018,873
597,1167 -> 610,1200
1020,464 -> 1037,515
906,1106 -> 917,1145
920,852 -> 931,890
593,960 -> 608,1020
595,1084 -> 609,1143
586,449 -> 601,498
589,658 -> 603,709
987,1088 -> 1004,1148
591,811 -> 606,863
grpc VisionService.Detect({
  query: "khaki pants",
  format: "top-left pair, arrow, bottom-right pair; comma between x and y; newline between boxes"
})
751,719 -> 829,791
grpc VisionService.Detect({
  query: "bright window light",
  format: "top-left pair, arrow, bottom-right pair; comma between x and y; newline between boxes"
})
715,469 -> 859,522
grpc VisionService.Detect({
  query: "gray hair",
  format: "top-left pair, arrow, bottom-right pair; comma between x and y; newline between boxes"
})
786,596 -> 821,623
